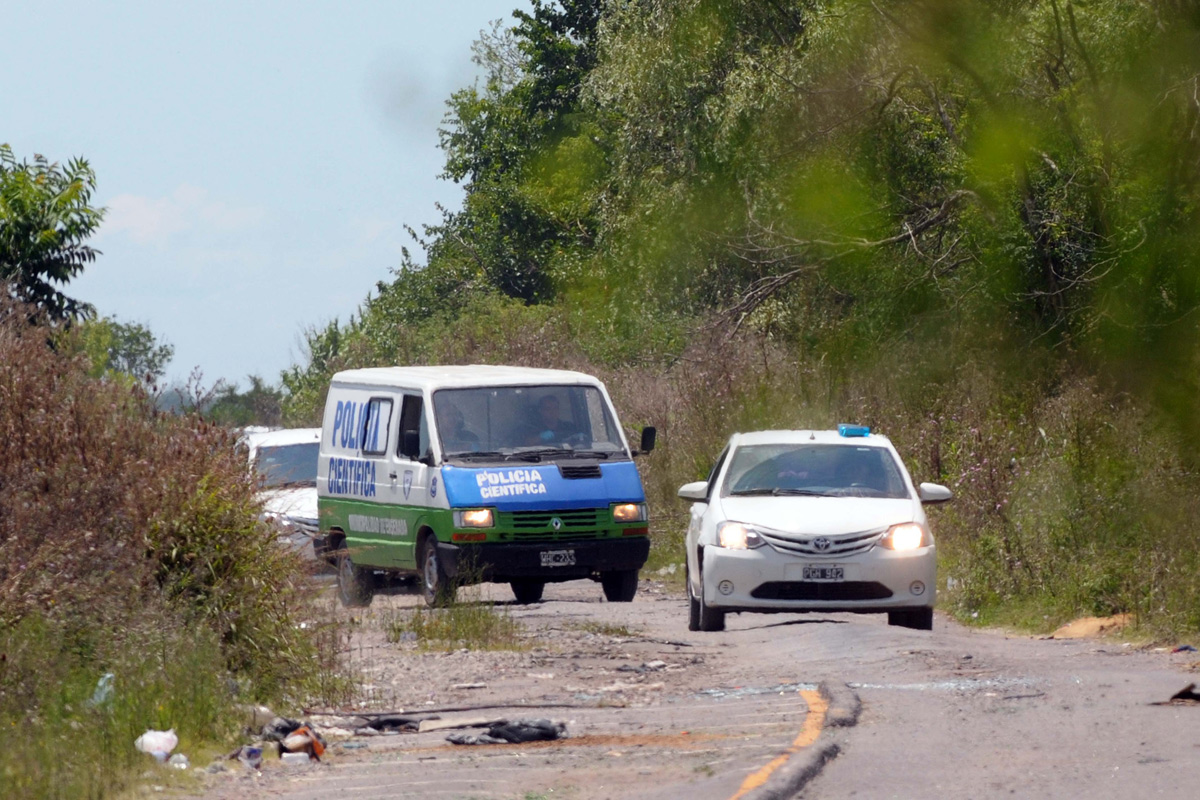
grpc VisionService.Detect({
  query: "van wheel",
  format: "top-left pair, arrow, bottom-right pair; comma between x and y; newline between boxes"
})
600,569 -> 638,602
336,541 -> 374,608
510,580 -> 545,604
421,537 -> 454,608
887,607 -> 934,631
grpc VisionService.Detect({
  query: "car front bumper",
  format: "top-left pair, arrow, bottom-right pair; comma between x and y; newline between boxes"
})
701,543 -> 936,613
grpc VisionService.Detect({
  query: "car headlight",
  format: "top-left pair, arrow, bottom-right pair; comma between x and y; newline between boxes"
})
880,522 -> 928,551
613,502 -> 648,523
716,521 -> 766,550
454,508 -> 495,528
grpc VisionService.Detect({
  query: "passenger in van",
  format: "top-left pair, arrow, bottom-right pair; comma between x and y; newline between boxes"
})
526,394 -> 578,445
441,403 -> 480,453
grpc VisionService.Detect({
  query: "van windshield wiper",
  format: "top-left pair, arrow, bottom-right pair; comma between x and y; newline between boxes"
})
564,450 -> 614,459
449,450 -> 509,460
507,447 -> 568,462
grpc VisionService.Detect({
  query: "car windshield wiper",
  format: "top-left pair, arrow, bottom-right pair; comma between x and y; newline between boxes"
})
729,487 -> 829,497
273,479 -> 317,488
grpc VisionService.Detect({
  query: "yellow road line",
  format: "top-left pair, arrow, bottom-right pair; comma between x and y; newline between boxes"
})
729,689 -> 827,800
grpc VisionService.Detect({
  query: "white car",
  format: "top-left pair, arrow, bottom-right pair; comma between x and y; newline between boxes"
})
679,426 -> 952,632
242,427 -> 323,560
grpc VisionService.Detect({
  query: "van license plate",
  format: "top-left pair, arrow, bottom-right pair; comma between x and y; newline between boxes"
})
803,565 -> 844,582
540,549 -> 576,567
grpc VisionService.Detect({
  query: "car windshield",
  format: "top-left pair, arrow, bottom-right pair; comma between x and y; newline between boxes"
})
722,443 -> 909,499
433,385 -> 627,462
255,443 -> 319,487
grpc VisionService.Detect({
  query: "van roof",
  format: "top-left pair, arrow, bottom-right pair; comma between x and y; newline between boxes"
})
330,365 -> 604,392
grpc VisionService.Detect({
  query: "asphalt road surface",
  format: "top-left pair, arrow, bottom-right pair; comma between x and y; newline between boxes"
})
193,578 -> 1200,800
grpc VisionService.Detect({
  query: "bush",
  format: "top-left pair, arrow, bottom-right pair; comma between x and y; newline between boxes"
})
0,296 -> 335,797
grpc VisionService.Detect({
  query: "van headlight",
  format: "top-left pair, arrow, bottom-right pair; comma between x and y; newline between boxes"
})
613,502 -> 647,523
880,522 -> 928,551
716,521 -> 766,550
454,508 -> 495,528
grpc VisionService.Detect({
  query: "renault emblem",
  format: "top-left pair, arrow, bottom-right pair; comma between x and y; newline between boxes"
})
551,517 -> 563,531
813,537 -> 832,552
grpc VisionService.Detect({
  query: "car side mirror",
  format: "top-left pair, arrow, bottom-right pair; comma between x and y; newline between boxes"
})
637,426 -> 657,455
677,481 -> 709,502
918,482 -> 954,504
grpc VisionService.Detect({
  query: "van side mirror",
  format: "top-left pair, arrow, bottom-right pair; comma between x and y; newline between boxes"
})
637,426 -> 657,455
918,482 -> 954,504
401,430 -> 421,460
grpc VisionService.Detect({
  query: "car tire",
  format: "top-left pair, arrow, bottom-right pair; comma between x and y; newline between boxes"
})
421,536 -> 455,608
510,579 -> 545,604
687,567 -> 701,632
600,569 -> 638,602
696,556 -> 725,632
888,607 -> 933,630
335,540 -> 375,608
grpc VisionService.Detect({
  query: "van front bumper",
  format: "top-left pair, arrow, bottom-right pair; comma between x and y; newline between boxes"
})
437,537 -> 650,582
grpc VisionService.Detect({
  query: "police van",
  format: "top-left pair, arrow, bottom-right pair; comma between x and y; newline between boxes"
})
317,366 -> 656,607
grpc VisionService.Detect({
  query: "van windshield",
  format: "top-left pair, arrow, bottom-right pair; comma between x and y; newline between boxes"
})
433,385 -> 628,462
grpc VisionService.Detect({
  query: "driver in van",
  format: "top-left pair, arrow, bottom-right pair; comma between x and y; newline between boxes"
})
527,394 -> 577,445
441,403 -> 480,453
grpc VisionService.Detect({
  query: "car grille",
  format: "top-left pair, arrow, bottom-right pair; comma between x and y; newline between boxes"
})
758,529 -> 884,558
500,509 -> 605,542
751,581 -> 894,601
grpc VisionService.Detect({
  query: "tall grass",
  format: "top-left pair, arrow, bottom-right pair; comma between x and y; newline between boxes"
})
0,298 -> 347,798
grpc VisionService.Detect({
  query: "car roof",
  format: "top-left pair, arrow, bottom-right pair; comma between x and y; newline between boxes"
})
330,365 -> 605,392
241,427 -> 321,452
728,429 -> 895,448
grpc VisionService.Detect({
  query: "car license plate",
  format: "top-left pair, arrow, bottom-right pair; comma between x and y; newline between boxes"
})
540,549 -> 576,567
803,565 -> 844,582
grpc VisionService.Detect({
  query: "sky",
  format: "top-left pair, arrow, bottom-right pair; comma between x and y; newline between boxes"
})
3,0 -> 522,388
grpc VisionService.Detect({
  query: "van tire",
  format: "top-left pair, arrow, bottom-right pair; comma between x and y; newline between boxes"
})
421,536 -> 454,608
510,580 -> 545,604
336,541 -> 374,608
600,569 -> 638,602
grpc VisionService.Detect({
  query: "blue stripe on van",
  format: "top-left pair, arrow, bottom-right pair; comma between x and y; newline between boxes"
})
441,461 -> 645,511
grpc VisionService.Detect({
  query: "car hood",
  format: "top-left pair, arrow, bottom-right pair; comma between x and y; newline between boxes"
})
257,486 -> 318,521
717,496 -> 917,536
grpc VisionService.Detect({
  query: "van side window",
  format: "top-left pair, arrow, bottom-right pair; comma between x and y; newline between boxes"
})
361,397 -> 393,457
398,395 -> 428,460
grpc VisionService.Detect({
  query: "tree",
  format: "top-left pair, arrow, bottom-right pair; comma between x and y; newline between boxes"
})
206,376 -> 284,428
0,144 -> 104,322
75,316 -> 175,385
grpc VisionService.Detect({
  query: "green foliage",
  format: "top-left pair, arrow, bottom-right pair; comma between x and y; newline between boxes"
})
0,144 -> 104,322
206,375 -> 284,427
68,315 -> 175,386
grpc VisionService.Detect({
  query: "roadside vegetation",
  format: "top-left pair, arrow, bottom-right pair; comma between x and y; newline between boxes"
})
280,1 -> 1200,639
0,298 -> 347,798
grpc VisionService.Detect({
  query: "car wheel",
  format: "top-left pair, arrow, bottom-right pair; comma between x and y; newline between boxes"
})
696,556 -> 725,632
421,536 -> 455,608
687,565 -> 701,632
887,607 -> 933,631
510,579 -> 545,604
600,569 -> 638,602
335,540 -> 375,608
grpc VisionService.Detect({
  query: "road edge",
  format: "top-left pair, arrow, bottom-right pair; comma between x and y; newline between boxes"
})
742,681 -> 861,800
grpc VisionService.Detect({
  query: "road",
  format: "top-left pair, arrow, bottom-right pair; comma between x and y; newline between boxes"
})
195,577 -> 1200,800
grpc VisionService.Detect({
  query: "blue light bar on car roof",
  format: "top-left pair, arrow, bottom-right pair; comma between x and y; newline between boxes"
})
838,424 -> 870,437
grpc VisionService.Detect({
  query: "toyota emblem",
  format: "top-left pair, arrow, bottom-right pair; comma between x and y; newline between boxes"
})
813,537 -> 832,552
